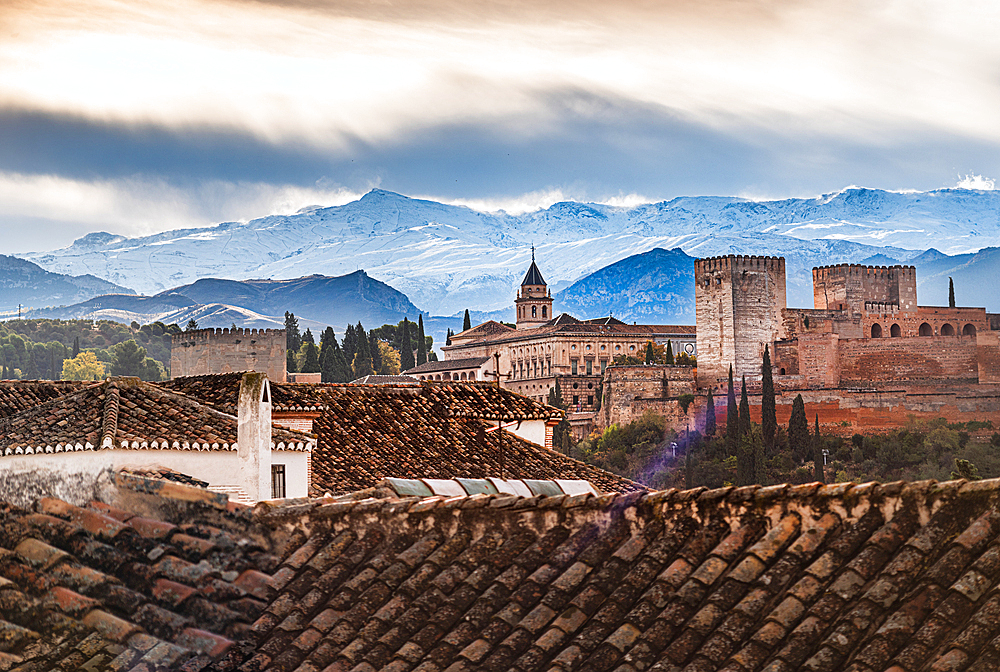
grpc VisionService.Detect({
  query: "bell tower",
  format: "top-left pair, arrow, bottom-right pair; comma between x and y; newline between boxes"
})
515,247 -> 554,330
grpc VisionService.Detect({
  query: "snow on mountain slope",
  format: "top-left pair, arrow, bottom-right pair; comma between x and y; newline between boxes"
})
21,187 -> 1000,316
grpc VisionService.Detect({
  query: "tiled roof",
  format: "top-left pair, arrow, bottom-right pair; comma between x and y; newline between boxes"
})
350,375 -> 420,384
522,259 -> 546,286
163,373 -> 329,414
0,377 -> 310,454
310,383 -> 635,495
0,380 -> 90,418
453,320 -> 516,341
405,357 -> 489,375
0,490 -> 278,671
223,477 -> 1000,672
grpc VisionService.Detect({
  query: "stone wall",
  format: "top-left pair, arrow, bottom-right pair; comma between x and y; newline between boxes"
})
695,255 -> 785,387
171,328 -> 286,381
599,365 -> 699,430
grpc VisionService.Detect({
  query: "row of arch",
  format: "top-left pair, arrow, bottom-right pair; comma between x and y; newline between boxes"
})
518,305 -> 548,319
415,371 -> 478,381
870,322 -> 977,338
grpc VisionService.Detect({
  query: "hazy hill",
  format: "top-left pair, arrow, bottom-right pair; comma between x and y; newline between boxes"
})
0,254 -> 133,313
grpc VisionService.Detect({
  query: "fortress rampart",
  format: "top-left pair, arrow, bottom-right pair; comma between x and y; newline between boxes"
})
171,328 -> 286,381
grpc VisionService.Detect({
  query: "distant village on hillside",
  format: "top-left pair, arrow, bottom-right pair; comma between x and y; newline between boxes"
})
4,251 -> 1000,670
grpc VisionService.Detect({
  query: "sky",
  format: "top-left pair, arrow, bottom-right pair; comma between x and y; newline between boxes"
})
1,0 -> 999,252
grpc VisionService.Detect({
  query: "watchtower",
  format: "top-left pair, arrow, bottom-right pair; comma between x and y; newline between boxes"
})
695,255 -> 786,387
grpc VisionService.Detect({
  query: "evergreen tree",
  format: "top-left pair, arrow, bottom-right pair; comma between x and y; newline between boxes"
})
761,345 -> 776,451
446,328 -> 453,346
705,388 -> 716,436
369,332 -> 383,374
352,322 -> 374,377
644,341 -> 655,364
50,349 -> 56,381
109,340 -> 148,377
301,342 -> 320,373
463,309 -> 471,332
185,318 -> 198,331
320,326 -> 337,351
685,439 -> 693,489
342,324 -> 358,367
417,315 -> 427,365
736,375 -> 753,485
286,350 -> 298,374
546,381 -> 571,453
73,336 -> 80,357
788,394 -> 810,463
284,312 -> 301,352
754,430 -> 766,486
665,341 -> 674,365
302,328 -> 315,345
814,414 -> 825,483
949,277 -> 956,308
726,365 -> 738,456
738,375 -> 751,438
400,318 -> 415,371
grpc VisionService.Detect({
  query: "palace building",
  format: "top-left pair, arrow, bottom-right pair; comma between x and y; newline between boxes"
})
406,253 -> 696,438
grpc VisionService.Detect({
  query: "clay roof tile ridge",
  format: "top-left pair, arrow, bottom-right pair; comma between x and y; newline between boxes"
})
100,381 -> 120,449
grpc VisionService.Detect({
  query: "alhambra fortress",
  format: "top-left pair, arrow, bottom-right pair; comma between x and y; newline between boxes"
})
421,253 -> 1000,437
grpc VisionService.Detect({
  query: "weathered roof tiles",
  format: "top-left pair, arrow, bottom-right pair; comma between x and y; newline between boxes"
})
224,477 -> 1000,672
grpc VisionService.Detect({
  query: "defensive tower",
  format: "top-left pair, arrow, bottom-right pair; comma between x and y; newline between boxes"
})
812,264 -> 917,312
695,255 -> 786,387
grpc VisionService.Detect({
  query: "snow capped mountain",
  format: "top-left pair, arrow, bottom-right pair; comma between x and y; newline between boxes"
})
20,186 -> 1000,316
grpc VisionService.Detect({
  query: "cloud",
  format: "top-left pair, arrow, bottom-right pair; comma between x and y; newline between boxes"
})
955,174 -> 995,190
0,171 -> 366,252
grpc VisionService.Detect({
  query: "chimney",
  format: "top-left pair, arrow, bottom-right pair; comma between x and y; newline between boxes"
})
237,372 -> 272,502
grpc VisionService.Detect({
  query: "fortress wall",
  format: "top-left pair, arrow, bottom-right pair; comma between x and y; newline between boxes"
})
837,336 -> 978,384
171,328 -> 286,381
812,264 -> 917,312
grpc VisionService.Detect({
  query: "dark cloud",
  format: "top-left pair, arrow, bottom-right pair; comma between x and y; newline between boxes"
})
2,90 -> 999,213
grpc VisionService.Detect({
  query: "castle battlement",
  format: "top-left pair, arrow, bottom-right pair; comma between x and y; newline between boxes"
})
695,255 -> 785,273
171,327 -> 286,381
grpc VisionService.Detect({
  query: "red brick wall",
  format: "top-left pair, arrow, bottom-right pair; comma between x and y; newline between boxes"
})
838,337 -> 978,384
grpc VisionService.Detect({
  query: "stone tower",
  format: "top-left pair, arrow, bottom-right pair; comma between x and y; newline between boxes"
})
695,255 -> 787,388
515,248 -> 554,330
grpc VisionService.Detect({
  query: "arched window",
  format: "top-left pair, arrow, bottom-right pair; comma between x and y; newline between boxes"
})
542,306 -> 547,318
532,305 -> 537,318
941,323 -> 955,336
919,322 -> 933,336
779,368 -> 786,375
890,323 -> 901,337
871,324 -> 882,338
460,372 -> 467,380
964,323 -> 977,336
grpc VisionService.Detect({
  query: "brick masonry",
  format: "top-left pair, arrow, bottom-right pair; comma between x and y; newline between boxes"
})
171,328 -> 286,382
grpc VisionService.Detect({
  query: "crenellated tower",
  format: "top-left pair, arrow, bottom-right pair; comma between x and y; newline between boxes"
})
695,255 -> 787,387
515,247 -> 554,330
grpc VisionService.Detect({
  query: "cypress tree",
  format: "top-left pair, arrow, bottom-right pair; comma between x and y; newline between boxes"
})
286,349 -> 297,374
738,375 -> 751,438
705,388 -> 716,436
754,431 -> 766,486
284,312 -> 301,351
400,318 -> 415,371
761,345 -> 776,451
73,336 -> 80,357
342,324 -> 358,367
353,323 -> 374,377
302,342 -> 320,373
417,315 -> 427,365
302,328 -> 315,345
814,414 -> 825,483
463,309 -> 471,332
446,328 -> 453,346
665,340 -> 674,365
644,341 -> 655,364
369,332 -> 383,374
788,394 -> 810,463
726,365 -> 738,456
949,277 -> 956,308
50,349 -> 56,381
736,375 -> 752,485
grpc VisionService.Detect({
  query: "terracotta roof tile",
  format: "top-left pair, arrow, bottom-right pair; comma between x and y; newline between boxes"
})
0,377 -> 311,455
